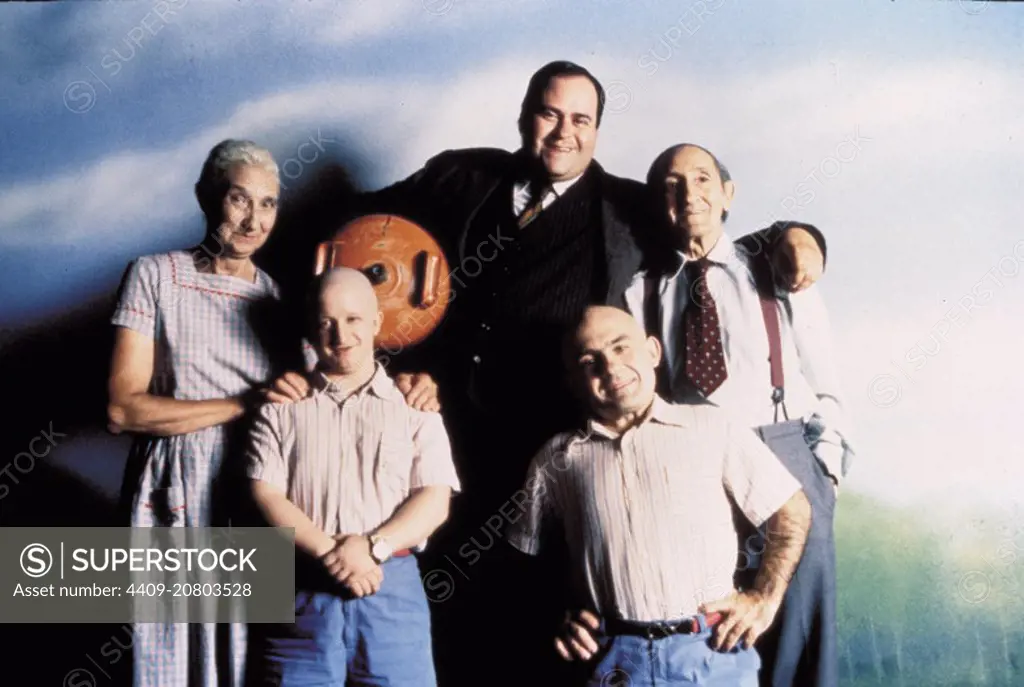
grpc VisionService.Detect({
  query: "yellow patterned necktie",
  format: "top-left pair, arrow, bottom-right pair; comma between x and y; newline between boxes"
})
516,185 -> 552,229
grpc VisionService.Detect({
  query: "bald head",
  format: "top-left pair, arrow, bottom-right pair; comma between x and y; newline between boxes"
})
317,267 -> 378,311
311,267 -> 382,377
569,306 -> 647,353
566,305 -> 662,422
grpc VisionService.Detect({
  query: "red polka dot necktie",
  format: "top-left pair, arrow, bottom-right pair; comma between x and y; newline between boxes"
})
682,259 -> 728,396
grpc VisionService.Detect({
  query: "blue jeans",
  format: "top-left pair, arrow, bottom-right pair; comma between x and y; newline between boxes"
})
586,616 -> 760,687
249,556 -> 435,686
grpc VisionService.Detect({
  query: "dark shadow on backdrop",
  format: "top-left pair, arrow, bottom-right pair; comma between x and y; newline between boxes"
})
259,159 -> 362,311
0,463 -> 135,685
0,152 -> 367,520
0,294 -> 121,526
0,152 -> 368,679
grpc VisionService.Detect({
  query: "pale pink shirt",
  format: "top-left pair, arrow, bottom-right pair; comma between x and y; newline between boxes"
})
507,396 -> 800,622
246,364 -> 461,536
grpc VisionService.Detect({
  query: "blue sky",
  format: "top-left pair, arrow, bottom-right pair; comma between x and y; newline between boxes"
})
1,0 -> 1022,510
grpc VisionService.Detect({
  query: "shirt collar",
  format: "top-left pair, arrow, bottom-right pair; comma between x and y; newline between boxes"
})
514,172 -> 584,202
580,395 -> 690,441
668,231 -> 740,279
550,174 -> 582,197
311,362 -> 403,404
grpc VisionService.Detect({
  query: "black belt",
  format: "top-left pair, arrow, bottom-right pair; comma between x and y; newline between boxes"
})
604,615 -> 710,639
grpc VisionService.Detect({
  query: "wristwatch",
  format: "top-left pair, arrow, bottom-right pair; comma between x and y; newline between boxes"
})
368,534 -> 394,564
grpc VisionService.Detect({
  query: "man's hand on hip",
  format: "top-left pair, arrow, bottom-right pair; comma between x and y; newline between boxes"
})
395,372 -> 441,412
554,609 -> 601,661
699,590 -> 782,652
703,490 -> 811,651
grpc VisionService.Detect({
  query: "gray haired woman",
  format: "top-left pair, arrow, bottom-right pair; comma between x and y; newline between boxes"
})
107,139 -> 289,687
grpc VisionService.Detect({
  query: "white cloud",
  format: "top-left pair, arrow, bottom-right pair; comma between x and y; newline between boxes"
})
2,47 -> 1022,510
303,0 -> 554,46
0,78 -> 438,245
0,54 -> 541,246
834,301 -> 1024,507
2,0 -> 549,117
591,54 -> 1024,182
6,53 -> 1019,248
311,0 -> 427,45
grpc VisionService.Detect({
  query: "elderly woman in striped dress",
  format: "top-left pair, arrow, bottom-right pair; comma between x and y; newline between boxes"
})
107,139 -> 294,687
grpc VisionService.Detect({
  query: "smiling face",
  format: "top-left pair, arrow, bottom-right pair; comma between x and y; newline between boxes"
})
526,75 -> 600,183
313,268 -> 382,378
661,145 -> 735,245
210,163 -> 280,259
568,306 -> 662,422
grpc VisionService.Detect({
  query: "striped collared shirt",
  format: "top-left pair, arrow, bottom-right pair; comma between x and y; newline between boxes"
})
507,396 -> 800,622
246,364 -> 461,536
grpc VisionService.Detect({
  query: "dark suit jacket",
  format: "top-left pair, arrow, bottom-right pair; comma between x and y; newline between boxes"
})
342,145 -> 826,512
345,146 -> 822,434
353,146 -> 825,309
355,147 -> 646,308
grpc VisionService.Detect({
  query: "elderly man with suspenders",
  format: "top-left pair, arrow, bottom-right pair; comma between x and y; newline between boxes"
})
557,143 -> 853,687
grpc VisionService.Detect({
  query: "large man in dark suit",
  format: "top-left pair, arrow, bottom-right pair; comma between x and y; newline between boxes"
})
273,61 -> 827,686
361,62 -> 823,488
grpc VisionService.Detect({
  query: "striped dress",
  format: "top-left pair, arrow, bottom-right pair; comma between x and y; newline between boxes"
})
112,249 -> 291,687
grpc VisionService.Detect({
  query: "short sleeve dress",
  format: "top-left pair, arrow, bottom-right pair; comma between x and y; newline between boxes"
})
112,249 -> 291,687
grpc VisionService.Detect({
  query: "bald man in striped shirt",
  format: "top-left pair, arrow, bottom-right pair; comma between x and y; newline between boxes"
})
507,305 -> 811,687
246,268 -> 460,686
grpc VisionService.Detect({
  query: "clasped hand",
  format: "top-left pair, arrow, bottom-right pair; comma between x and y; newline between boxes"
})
320,534 -> 383,598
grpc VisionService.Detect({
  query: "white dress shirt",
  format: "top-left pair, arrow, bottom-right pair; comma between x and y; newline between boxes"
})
507,397 -> 801,621
623,232 -> 853,482
512,174 -> 583,216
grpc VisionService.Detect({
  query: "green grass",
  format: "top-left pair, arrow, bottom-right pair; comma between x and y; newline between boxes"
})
835,493 -> 1024,686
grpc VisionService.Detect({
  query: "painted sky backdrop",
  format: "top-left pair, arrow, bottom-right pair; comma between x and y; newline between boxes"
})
1,0 -> 1022,513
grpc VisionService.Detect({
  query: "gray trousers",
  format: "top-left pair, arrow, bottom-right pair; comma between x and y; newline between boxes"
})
734,419 -> 839,687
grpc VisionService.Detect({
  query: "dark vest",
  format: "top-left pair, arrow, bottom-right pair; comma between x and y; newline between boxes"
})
447,167 -> 606,444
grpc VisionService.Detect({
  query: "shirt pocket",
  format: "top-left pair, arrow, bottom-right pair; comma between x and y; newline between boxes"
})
664,461 -> 718,519
375,438 -> 416,495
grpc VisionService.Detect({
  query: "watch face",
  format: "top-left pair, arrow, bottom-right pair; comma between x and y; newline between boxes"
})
372,538 -> 391,561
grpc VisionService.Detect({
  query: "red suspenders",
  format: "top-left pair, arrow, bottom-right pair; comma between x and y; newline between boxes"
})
748,251 -> 788,422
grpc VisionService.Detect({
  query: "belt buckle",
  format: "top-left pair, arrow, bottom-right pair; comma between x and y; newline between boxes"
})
667,618 -> 698,636
645,622 -> 671,640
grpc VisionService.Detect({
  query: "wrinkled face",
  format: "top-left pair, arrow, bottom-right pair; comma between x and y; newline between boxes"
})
211,164 -> 280,259
315,284 -> 382,376
661,145 -> 734,243
527,75 -> 600,183
570,308 -> 661,421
